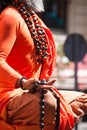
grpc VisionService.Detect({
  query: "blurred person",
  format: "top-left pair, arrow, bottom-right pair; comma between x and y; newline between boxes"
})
0,0 -> 87,130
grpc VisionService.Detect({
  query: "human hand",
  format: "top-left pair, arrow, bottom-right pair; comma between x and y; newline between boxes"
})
21,78 -> 39,90
21,78 -> 56,93
45,78 -> 57,85
28,78 -> 56,93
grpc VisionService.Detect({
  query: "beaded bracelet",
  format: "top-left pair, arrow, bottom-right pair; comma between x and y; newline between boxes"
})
19,76 -> 27,90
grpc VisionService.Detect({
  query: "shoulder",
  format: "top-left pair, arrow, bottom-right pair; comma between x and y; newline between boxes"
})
0,6 -> 24,29
1,6 -> 21,20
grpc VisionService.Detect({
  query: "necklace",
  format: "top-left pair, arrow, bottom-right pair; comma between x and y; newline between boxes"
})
40,89 -> 60,130
12,0 -> 48,64
40,89 -> 45,130
29,79 -> 60,130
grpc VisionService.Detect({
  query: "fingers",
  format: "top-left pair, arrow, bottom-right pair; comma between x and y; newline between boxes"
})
46,79 -> 57,85
27,78 -> 56,93
37,84 -> 55,90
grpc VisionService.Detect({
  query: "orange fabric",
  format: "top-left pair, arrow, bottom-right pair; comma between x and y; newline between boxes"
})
0,120 -> 55,130
13,124 -> 55,130
0,120 -> 14,130
0,6 -> 74,130
69,94 -> 87,123
52,88 -> 74,130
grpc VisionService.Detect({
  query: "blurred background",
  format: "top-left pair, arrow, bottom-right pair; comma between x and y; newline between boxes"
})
41,0 -> 87,130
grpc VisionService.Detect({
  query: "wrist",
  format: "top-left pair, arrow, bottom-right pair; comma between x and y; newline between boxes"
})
16,76 -> 27,90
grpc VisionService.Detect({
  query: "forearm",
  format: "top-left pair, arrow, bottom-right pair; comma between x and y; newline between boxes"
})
0,58 -> 22,88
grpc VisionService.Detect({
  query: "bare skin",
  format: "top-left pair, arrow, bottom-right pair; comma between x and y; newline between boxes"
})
17,78 -> 57,91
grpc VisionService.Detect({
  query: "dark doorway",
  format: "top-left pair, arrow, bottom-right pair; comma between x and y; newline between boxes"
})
42,0 -> 67,31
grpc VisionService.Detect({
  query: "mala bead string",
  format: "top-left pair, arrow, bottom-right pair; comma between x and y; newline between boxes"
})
39,79 -> 47,130
55,97 -> 60,130
30,12 -> 48,60
39,89 -> 60,130
11,0 -> 48,64
40,89 -> 45,130
11,1 -> 60,129
29,80 -> 46,130
50,89 -> 60,130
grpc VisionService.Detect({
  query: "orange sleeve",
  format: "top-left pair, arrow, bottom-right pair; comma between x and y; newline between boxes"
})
0,13 -> 22,88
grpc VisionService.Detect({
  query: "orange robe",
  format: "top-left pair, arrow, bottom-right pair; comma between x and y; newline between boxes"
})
0,6 -> 74,130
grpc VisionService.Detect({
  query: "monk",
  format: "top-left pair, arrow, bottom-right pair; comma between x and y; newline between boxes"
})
0,0 -> 87,130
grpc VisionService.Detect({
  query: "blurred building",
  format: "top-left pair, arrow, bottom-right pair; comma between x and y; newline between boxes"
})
67,0 -> 87,40
41,0 -> 87,91
42,0 -> 87,40
42,0 -> 67,30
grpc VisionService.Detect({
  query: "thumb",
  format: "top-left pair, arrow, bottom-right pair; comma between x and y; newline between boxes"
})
46,79 -> 57,85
